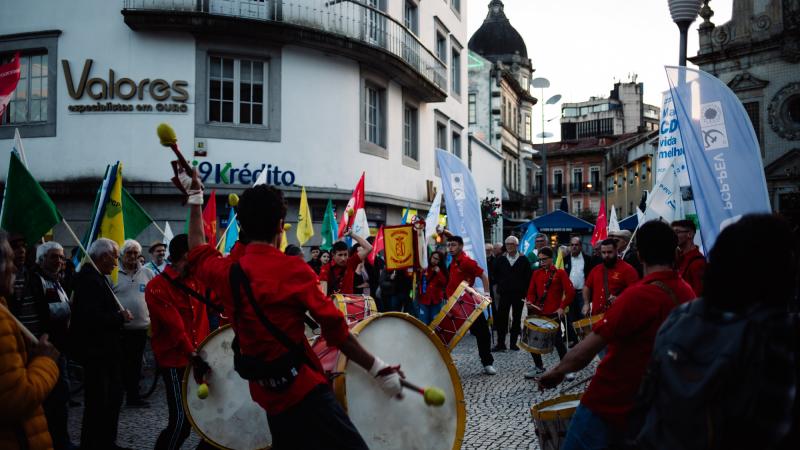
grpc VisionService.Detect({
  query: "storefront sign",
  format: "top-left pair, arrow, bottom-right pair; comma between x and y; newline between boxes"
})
195,161 -> 296,186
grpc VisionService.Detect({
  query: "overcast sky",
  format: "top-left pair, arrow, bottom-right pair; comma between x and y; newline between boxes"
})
466,0 -> 733,141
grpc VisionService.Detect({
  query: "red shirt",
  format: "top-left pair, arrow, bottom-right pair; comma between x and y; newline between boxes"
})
584,260 -> 639,314
188,242 -> 350,415
145,265 -> 210,368
676,246 -> 705,297
419,267 -> 447,306
446,252 -> 484,298
581,270 -> 696,429
526,266 -> 575,315
319,252 -> 361,295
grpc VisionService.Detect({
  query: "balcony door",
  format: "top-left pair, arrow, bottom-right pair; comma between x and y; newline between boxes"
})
363,0 -> 386,47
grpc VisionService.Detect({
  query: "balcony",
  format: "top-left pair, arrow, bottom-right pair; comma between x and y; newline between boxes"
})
569,181 -> 603,194
122,0 -> 447,102
548,183 -> 566,195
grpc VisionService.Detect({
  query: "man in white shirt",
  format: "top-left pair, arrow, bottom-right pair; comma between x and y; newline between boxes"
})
563,236 -> 593,346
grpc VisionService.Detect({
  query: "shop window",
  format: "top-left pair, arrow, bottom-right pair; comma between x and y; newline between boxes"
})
208,56 -> 266,126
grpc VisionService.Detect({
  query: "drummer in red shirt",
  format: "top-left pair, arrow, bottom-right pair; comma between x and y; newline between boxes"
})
182,175 -> 402,450
417,250 -> 447,325
672,219 -> 706,297
319,235 -> 372,296
581,238 -> 639,317
445,235 -> 496,375
524,247 -> 575,379
145,233 -> 217,450
538,220 -> 696,449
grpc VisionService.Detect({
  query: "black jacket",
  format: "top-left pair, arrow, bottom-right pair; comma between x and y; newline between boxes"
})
493,254 -> 532,300
564,252 -> 594,282
69,264 -> 125,362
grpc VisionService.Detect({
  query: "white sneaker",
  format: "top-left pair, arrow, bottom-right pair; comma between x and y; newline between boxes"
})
524,367 -> 546,379
565,372 -> 576,381
483,365 -> 497,375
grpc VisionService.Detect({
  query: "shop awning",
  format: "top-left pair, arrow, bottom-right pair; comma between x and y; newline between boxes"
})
524,210 -> 595,233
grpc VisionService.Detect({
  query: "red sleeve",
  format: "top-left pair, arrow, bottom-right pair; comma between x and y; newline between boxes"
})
319,263 -> 330,282
295,264 -> 350,347
346,252 -> 361,271
560,270 -> 575,309
464,257 -> 484,280
188,244 -> 232,296
145,281 -> 194,357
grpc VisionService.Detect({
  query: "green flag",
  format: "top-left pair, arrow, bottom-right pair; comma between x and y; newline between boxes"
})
0,151 -> 62,245
320,199 -> 336,251
122,188 -> 153,239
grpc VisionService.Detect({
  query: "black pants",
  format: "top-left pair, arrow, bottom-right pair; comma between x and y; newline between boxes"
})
495,294 -> 525,347
267,384 -> 368,450
155,367 -> 216,450
532,319 -> 568,368
469,312 -> 494,366
80,358 -> 123,450
120,328 -> 148,402
43,355 -> 71,450
566,291 -> 585,344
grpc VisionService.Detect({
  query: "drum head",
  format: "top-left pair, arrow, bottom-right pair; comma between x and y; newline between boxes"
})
184,325 -> 271,450
527,316 -> 558,329
343,313 -> 465,450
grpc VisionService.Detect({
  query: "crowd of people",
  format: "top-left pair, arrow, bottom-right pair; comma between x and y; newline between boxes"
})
0,168 -> 797,450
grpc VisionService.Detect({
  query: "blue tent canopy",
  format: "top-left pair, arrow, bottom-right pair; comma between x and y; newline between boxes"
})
522,210 -> 595,233
619,214 -> 638,231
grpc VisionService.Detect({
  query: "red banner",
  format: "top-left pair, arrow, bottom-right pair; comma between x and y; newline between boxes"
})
0,53 -> 21,119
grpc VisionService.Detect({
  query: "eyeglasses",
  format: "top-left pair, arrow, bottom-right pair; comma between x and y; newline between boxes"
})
539,256 -> 552,261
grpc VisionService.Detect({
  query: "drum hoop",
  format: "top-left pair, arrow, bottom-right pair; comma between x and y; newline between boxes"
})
524,315 -> 559,331
530,393 -> 584,421
428,282 -> 467,330
429,282 -> 491,351
339,312 -> 467,450
518,340 -> 554,355
572,313 -> 604,328
181,324 -> 272,450
332,294 -> 378,319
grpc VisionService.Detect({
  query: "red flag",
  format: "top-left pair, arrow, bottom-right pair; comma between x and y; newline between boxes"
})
337,172 -> 368,238
202,189 -> 218,245
368,226 -> 384,265
0,53 -> 21,119
591,197 -> 608,246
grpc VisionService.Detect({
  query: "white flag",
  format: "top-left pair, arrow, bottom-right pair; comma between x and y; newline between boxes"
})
608,205 -> 620,233
163,221 -> 174,257
13,128 -> 27,168
641,160 -> 684,225
424,188 -> 442,243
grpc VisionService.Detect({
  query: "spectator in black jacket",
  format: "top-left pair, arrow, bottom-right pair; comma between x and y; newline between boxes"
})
563,236 -> 595,346
491,236 -> 532,351
70,238 -> 133,450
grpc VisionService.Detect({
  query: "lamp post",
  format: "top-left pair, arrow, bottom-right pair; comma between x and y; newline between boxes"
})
531,77 -> 560,214
667,0 -> 703,66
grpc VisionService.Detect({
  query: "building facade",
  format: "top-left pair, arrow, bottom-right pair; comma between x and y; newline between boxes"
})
605,131 -> 658,219
0,0 -> 470,249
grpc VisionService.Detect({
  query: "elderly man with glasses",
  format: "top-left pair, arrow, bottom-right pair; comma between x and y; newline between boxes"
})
491,236 -> 532,351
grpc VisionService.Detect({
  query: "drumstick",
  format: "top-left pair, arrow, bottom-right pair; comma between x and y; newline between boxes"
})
400,379 -> 446,407
558,374 -> 593,394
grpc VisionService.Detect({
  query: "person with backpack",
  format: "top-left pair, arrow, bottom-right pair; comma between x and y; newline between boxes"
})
634,214 -> 799,450
537,220 -> 696,449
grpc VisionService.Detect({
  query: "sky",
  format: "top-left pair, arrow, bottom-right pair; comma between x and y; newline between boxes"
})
466,0 -> 733,141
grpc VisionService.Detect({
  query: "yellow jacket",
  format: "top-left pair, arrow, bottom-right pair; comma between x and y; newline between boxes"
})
0,297 -> 58,450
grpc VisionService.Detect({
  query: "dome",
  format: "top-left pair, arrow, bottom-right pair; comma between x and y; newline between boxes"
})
468,1 -> 529,65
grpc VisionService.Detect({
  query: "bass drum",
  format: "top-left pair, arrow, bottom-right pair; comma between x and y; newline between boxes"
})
183,325 -> 271,450
312,312 -> 466,450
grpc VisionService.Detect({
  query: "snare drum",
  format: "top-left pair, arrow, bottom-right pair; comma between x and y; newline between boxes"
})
530,393 -> 583,450
429,282 -> 491,350
183,325 -> 271,450
312,312 -> 466,450
519,316 -> 560,354
331,294 -> 378,324
572,313 -> 604,341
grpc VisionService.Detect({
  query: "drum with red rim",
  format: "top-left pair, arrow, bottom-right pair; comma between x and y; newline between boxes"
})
331,293 -> 378,324
429,282 -> 491,350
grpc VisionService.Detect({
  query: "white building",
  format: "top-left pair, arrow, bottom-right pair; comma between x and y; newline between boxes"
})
0,0 -> 469,248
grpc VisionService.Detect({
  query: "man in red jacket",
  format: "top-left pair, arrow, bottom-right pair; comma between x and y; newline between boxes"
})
145,234 -> 216,450
319,234 -> 372,296
672,219 -> 705,297
524,247 -> 575,378
582,239 -> 639,317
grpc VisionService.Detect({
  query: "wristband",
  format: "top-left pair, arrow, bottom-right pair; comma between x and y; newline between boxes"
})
369,357 -> 388,377
187,189 -> 204,205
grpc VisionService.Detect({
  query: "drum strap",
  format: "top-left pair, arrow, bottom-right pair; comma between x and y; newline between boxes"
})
535,268 -> 557,307
602,267 -> 610,309
162,272 -> 224,312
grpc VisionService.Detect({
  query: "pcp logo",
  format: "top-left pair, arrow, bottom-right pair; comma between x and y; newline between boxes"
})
700,101 -> 729,151
450,173 -> 466,200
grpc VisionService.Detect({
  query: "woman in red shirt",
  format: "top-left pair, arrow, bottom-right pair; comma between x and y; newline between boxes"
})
418,251 -> 447,325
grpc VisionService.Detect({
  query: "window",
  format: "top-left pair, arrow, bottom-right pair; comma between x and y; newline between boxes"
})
450,45 -> 461,96
436,32 -> 447,63
364,0 -> 386,45
468,93 -> 476,124
572,168 -> 583,191
208,56 -> 267,125
607,177 -> 615,192
436,121 -> 447,151
524,114 -> 531,141
364,83 -> 386,147
591,167 -> 601,190
404,1 -> 418,34
640,163 -> 648,181
629,167 -> 635,185
573,200 -> 582,213
1,53 -> 48,126
535,172 -> 543,193
553,170 -> 563,193
451,0 -> 461,15
403,103 -> 418,161
451,130 -> 461,158
743,101 -> 760,144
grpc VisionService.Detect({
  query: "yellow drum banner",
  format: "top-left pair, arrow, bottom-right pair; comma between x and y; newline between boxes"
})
384,224 -> 414,270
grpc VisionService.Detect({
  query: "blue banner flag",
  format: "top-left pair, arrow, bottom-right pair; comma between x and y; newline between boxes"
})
519,222 -> 539,257
666,66 -> 771,251
436,149 -> 488,292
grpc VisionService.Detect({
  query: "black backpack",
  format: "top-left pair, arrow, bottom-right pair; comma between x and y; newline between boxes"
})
631,298 -> 798,450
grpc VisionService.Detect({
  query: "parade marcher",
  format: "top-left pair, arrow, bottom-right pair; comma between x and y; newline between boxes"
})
671,219 -> 706,297
70,238 -> 134,450
486,243 -> 499,318
284,244 -> 305,259
538,220 -> 695,449
582,238 -> 639,318
145,234 -> 215,450
610,229 -> 643,278
491,236 -> 532,352
145,241 -> 168,275
9,233 -> 38,336
527,233 -> 549,269
114,239 -> 155,408
446,235 -> 496,375
418,250 -> 447,325
182,176 -> 403,449
319,234 -> 373,296
0,231 -> 61,450
564,236 -> 593,346
524,247 -> 575,378
307,246 -> 322,274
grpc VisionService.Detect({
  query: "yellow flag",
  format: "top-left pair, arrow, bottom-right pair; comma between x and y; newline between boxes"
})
296,186 -> 314,246
99,162 -> 125,282
555,246 -> 565,270
280,223 -> 291,251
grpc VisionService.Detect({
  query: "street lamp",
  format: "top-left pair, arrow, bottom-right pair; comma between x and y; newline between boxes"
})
667,0 -> 703,66
531,77 -> 560,214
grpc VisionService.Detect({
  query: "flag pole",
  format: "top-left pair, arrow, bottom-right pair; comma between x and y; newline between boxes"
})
150,221 -> 165,236
0,303 -> 38,344
62,218 -> 126,312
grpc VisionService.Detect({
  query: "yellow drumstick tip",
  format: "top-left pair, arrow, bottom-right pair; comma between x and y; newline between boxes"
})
423,387 -> 446,407
157,123 -> 177,147
197,383 -> 209,399
228,193 -> 239,207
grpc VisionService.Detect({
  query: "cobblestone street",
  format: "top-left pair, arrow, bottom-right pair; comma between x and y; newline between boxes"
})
67,333 -> 597,450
